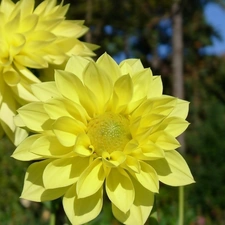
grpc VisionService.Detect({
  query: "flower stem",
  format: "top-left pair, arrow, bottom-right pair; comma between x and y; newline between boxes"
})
50,211 -> 56,225
178,186 -> 184,225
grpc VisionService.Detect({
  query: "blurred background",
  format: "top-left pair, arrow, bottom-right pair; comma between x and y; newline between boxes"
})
1,0 -> 225,224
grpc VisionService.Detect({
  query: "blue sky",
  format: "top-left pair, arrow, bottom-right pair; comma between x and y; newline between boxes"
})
204,2 -> 225,55
113,2 -> 225,62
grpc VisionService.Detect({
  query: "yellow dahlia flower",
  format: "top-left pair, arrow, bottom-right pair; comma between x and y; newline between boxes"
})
12,53 -> 194,225
0,0 -> 96,144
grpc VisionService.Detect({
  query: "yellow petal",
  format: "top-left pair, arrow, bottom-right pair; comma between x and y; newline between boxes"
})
0,93 -> 17,132
20,14 -> 38,33
126,69 -> 152,113
12,134 -> 44,161
74,133 -> 93,156
3,70 -> 20,86
31,82 -> 62,101
149,131 -> 181,150
54,69 -> 81,103
17,0 -> 34,17
52,116 -> 84,147
65,54 -> 89,79
123,155 -> 141,173
21,159 -> 67,202
31,135 -> 73,157
15,53 -> 48,68
140,142 -> 165,160
111,75 -> 133,113
17,102 -> 50,132
0,93 -> 28,144
43,157 -> 90,189
11,82 -> 38,103
156,150 -> 195,186
148,76 -> 163,98
102,151 -> 126,168
119,59 -> 144,75
63,184 -> 103,225
96,53 -> 121,83
83,61 -> 113,113
128,161 -> 159,193
112,177 -> 154,225
55,69 -> 98,117
76,159 -> 105,198
170,99 -> 189,119
132,69 -> 152,93
157,117 -> 190,137
44,98 -> 72,120
0,0 -> 15,15
53,20 -> 88,38
14,62 -> 40,83
14,125 -> 29,146
5,10 -> 20,32
106,168 -> 134,213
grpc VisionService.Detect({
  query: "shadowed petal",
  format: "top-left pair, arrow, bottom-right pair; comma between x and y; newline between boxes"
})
149,150 -> 194,186
31,135 -> 73,157
31,82 -> 62,101
111,75 -> 133,113
112,177 -> 154,225
83,61 -> 113,113
97,53 -> 121,82
106,168 -> 134,213
52,116 -> 84,147
21,159 -> 68,202
76,159 -> 105,198
17,102 -> 50,132
128,161 -> 159,193
43,157 -> 90,189
63,184 -> 103,225
12,134 -> 44,161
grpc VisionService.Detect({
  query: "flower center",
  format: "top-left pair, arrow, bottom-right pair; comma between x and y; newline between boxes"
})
87,112 -> 131,155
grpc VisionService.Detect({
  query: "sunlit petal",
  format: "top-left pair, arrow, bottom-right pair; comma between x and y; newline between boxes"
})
21,159 -> 67,202
77,159 -> 105,198
43,156 -> 90,189
106,168 -> 134,213
63,184 -> 103,225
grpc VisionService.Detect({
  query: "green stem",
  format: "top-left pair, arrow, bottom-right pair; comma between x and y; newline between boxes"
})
50,210 -> 56,225
50,201 -> 56,225
50,212 -> 56,225
178,186 -> 184,225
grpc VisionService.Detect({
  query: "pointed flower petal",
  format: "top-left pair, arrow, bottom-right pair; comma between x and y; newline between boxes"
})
97,53 -> 121,82
43,157 -> 90,189
77,159 -> 105,198
83,62 -> 113,113
52,116 -> 84,147
162,150 -> 195,186
30,135 -> 73,157
17,102 -> 50,132
111,75 -> 133,113
112,177 -> 154,225
21,160 -> 67,202
12,134 -> 44,161
128,161 -> 159,193
150,150 -> 194,186
74,133 -> 94,156
106,168 -> 134,213
31,82 -> 62,102
63,184 -> 103,225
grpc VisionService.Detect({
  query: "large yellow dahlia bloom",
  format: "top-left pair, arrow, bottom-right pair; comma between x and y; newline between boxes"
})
0,0 -> 96,144
12,53 -> 194,225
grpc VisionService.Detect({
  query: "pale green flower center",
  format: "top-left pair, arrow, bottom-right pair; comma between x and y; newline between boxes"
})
87,112 -> 131,155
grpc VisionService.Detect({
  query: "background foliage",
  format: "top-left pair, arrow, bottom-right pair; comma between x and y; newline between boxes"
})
1,0 -> 225,224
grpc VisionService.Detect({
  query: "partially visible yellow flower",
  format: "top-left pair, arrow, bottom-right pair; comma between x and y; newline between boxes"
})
0,0 -> 97,144
12,53 -> 194,225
